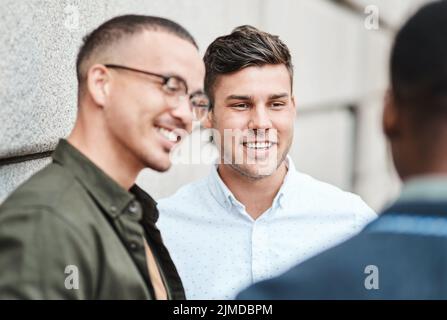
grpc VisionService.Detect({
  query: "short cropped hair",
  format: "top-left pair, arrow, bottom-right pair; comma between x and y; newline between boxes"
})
76,15 -> 197,94
391,0 -> 447,121
203,25 -> 293,109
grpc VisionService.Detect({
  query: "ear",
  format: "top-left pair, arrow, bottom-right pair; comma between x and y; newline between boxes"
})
203,109 -> 214,129
383,88 -> 400,139
86,64 -> 110,107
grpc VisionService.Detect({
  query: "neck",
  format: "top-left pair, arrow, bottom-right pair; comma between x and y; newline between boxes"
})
403,165 -> 447,183
218,160 -> 288,220
400,145 -> 447,183
399,125 -> 447,181
67,108 -> 142,190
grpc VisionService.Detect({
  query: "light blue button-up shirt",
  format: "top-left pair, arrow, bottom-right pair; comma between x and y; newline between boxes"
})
157,157 -> 376,299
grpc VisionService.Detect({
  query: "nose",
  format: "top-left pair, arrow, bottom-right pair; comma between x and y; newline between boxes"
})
170,95 -> 193,132
248,105 -> 273,130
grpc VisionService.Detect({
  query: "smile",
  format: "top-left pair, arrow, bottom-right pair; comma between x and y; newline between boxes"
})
156,126 -> 179,142
243,141 -> 275,149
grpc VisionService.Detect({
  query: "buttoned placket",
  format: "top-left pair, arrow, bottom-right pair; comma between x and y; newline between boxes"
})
108,199 -> 156,299
250,197 -> 283,283
210,164 -> 288,284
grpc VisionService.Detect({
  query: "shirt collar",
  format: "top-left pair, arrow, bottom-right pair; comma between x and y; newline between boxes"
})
52,139 -> 136,220
208,163 -> 238,211
396,175 -> 447,205
275,156 -> 296,209
130,184 -> 159,224
207,155 -> 296,212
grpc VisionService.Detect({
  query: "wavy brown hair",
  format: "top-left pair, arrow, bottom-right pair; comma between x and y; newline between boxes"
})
203,25 -> 293,110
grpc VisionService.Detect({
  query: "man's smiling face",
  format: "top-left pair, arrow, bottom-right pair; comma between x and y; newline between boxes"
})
207,64 -> 296,178
104,31 -> 205,172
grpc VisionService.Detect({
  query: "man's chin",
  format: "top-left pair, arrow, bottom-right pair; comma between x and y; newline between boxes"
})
145,157 -> 172,172
229,163 -> 276,180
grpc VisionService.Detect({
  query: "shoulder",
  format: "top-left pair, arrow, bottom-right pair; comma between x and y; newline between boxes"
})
238,229 -> 447,299
292,170 -> 361,203
157,175 -> 210,212
0,162 -> 98,238
0,203 -> 96,298
237,232 -> 377,299
289,170 -> 377,220
0,197 -> 93,252
2,162 -> 76,210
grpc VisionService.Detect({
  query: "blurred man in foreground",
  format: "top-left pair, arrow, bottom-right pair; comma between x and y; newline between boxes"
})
0,15 -> 208,299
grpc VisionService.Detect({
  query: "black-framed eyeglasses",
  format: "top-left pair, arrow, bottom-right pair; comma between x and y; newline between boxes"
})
104,64 -> 210,121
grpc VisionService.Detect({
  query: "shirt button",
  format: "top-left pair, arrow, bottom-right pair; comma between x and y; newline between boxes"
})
129,241 -> 140,251
110,205 -> 117,213
128,201 -> 141,214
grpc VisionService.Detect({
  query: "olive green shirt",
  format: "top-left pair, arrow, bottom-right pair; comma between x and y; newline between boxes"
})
0,139 -> 185,299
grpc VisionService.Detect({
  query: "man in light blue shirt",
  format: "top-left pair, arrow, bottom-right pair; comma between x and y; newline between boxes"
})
157,25 -> 376,299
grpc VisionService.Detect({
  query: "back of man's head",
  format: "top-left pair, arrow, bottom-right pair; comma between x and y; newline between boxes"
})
76,14 -> 197,99
386,0 -> 447,179
391,0 -> 447,129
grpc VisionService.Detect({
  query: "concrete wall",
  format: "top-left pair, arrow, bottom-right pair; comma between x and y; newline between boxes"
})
0,0 -> 431,211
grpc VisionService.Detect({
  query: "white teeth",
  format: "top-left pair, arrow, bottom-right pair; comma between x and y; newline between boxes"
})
157,127 -> 178,142
245,142 -> 273,149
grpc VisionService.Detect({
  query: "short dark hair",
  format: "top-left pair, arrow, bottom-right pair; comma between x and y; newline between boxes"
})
76,15 -> 197,93
203,25 -> 293,109
391,0 -> 447,122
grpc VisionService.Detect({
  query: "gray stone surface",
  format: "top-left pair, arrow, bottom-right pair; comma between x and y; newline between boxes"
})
0,0 -> 105,158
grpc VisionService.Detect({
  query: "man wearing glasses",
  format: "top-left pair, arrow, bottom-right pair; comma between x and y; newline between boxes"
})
0,15 -> 208,299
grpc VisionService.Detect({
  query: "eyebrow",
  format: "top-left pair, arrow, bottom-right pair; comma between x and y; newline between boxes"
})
225,95 -> 253,101
268,93 -> 289,99
225,93 -> 289,101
